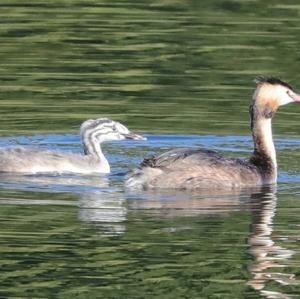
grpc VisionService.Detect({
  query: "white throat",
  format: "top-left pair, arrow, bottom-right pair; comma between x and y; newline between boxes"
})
82,135 -> 110,173
259,118 -> 277,168
252,117 -> 277,181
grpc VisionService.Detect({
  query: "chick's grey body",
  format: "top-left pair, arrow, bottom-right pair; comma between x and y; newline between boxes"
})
0,147 -> 100,174
126,77 -> 300,190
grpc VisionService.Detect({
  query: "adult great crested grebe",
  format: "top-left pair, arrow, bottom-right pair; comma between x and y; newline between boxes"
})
0,118 -> 145,174
126,77 -> 300,190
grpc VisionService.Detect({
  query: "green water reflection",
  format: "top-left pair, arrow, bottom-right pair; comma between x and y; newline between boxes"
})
1,0 -> 300,136
0,187 -> 299,298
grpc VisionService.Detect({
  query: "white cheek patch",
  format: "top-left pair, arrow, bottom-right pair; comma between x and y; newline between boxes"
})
260,85 -> 295,107
278,91 -> 294,106
116,123 -> 130,134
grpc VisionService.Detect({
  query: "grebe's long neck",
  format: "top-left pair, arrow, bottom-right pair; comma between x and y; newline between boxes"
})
81,134 -> 110,173
249,108 -> 277,183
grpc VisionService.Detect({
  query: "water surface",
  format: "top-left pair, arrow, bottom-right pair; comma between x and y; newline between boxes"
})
0,0 -> 300,298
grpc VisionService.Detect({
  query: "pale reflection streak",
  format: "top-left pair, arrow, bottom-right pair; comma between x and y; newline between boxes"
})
247,188 -> 297,299
0,173 -> 109,192
125,188 -> 259,217
78,191 -> 127,236
0,173 -> 128,235
78,188 -> 254,234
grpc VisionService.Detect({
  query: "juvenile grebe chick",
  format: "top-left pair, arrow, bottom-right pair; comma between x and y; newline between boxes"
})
126,77 -> 300,190
0,118 -> 145,174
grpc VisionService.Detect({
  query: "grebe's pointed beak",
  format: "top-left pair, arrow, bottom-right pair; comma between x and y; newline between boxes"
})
124,132 -> 147,140
288,91 -> 300,103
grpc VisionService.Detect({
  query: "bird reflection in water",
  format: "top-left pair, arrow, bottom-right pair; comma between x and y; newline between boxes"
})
78,190 -> 127,236
126,187 -> 298,298
0,172 -> 109,193
0,172 -> 128,235
247,187 -> 297,299
0,172 -> 297,297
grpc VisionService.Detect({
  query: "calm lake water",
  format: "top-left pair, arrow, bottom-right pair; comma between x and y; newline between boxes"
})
0,0 -> 300,298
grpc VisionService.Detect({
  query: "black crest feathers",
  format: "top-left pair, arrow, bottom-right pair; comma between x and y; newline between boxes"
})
255,76 -> 294,91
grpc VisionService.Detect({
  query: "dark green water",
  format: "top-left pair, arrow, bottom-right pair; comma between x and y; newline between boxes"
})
0,1 -> 300,298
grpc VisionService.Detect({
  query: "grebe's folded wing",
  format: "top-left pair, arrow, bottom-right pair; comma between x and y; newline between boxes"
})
141,148 -> 224,168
